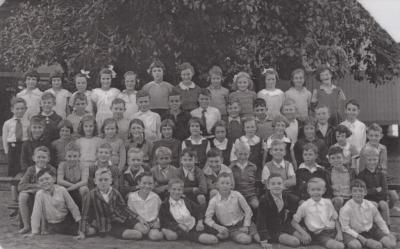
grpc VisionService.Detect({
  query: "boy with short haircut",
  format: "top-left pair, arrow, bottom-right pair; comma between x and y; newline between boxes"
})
257,174 -> 300,249
205,172 -> 259,244
191,88 -> 221,136
262,140 -> 296,190
66,92 -> 89,134
127,172 -> 164,241
16,71 -> 43,120
315,105 -> 336,147
34,92 -> 63,142
132,90 -> 161,143
328,146 -> 356,211
26,168 -> 81,237
253,98 -> 274,141
357,147 -> 390,226
203,148 -> 234,198
340,179 -> 397,249
230,141 -> 259,209
75,168 -> 142,240
340,99 -> 366,153
120,147 -> 148,197
224,99 -> 244,142
151,146 -> 178,199
162,89 -> 191,141
18,146 -> 57,234
359,123 -> 387,173
110,98 -> 130,141
57,142 -> 89,209
2,98 -> 29,180
282,98 -> 301,145
88,143 -> 121,191
291,178 -> 345,249
296,143 -> 332,200
176,149 -> 207,206
160,178 -> 219,244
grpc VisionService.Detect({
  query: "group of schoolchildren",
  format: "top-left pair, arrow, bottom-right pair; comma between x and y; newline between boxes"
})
2,59 -> 398,249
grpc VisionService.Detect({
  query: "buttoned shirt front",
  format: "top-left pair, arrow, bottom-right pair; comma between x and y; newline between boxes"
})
191,106 -> 221,134
339,199 -> 390,238
127,191 -> 161,222
293,198 -> 337,233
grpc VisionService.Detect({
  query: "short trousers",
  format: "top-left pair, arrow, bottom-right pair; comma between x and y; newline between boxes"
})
268,223 -> 296,243
206,219 -> 258,239
47,213 -> 79,235
109,218 -> 138,238
343,225 -> 387,244
310,229 -> 337,247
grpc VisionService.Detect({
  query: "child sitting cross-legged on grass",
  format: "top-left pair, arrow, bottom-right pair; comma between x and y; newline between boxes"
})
291,177 -> 345,249
75,168 -> 142,240
205,172 -> 260,244
24,168 -> 81,238
339,179 -> 397,249
18,146 -> 56,234
160,178 -> 219,244
127,172 -> 164,241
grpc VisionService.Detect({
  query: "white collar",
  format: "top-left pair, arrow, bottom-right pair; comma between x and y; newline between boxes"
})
169,197 -> 184,207
41,111 -> 54,117
179,82 -> 196,90
188,136 -> 206,144
272,160 -> 286,168
298,163 -> 323,172
240,135 -> 260,145
260,88 -> 282,96
124,166 -> 145,178
228,116 -> 241,122
213,138 -> 228,147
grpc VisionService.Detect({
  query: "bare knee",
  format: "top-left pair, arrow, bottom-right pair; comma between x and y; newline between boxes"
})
326,239 -> 345,249
347,240 -> 362,249
162,229 -> 178,241
198,233 -> 218,244
279,234 -> 301,247
234,233 -> 252,244
148,229 -> 163,241
122,229 -> 142,240
381,236 -> 397,249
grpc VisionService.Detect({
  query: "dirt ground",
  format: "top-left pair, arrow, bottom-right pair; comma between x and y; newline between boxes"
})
0,190 -> 399,249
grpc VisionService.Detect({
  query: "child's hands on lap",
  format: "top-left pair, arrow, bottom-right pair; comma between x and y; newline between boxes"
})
192,187 -> 199,194
357,234 -> 367,244
300,231 -> 311,244
215,225 -> 229,237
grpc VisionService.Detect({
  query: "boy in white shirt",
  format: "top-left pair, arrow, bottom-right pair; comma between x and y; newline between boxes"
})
291,177 -> 344,249
339,179 -> 396,249
127,172 -> 163,241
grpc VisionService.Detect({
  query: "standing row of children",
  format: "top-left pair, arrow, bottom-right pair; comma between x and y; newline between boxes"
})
2,60 -> 397,248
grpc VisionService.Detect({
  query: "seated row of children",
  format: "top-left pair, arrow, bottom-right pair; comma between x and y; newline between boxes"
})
17,136 -> 397,248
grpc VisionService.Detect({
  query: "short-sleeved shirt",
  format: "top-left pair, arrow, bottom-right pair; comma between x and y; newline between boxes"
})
293,198 -> 337,233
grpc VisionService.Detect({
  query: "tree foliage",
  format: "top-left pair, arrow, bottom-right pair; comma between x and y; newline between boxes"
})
0,0 -> 399,89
